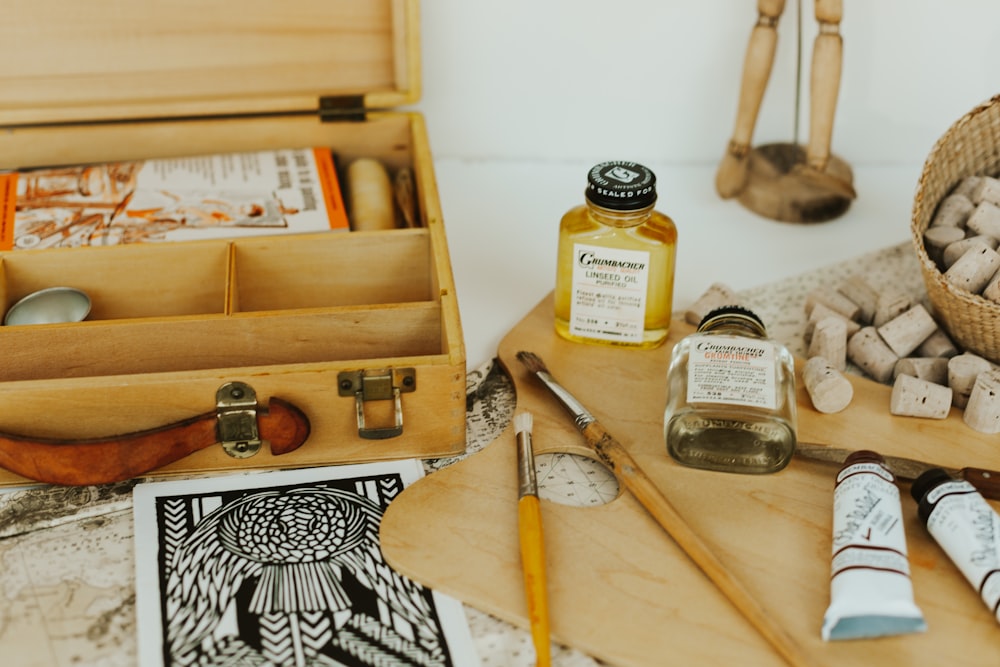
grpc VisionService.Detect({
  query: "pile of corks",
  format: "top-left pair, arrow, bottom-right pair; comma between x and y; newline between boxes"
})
685,275 -> 1000,435
922,174 -> 1000,299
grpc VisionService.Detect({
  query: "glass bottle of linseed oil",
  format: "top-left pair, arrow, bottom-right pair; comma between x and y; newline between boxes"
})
554,161 -> 677,348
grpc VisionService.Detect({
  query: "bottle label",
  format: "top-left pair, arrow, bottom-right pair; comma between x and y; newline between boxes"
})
686,334 -> 776,409
568,243 -> 650,343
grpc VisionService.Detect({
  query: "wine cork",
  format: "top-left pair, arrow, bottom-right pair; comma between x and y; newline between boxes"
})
805,286 -> 861,321
847,327 -> 899,384
346,158 -> 397,231
923,225 -> 966,265
893,356 -> 950,385
983,270 -> 1000,302
914,328 -> 959,359
943,242 -> 1000,294
685,283 -> 740,325
872,290 -> 912,328
876,304 -> 938,358
971,176 -> 1000,207
890,374 -> 952,419
836,275 -> 879,324
948,352 -> 995,409
803,356 -> 853,414
929,193 -> 974,228
805,303 -> 861,343
954,175 -> 984,201
963,367 -> 1000,433
942,235 -> 998,269
966,201 -> 1000,239
807,316 -> 848,371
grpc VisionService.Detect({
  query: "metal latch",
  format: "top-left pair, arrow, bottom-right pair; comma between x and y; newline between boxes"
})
338,368 -> 416,440
318,95 -> 367,122
216,381 -> 263,458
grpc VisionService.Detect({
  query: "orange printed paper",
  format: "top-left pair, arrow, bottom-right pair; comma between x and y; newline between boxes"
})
3,149 -> 349,251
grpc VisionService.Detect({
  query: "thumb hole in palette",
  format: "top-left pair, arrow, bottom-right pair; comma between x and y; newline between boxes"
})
535,452 -> 620,506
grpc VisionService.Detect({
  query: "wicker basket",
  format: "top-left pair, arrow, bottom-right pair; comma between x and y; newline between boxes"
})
911,93 -> 1000,363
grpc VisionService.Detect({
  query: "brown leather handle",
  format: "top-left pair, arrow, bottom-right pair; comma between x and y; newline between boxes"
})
0,396 -> 310,486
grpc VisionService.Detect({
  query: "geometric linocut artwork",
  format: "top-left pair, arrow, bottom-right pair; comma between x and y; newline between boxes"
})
133,461 -> 479,667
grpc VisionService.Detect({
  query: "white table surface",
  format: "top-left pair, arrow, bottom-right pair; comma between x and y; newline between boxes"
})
436,159 -> 922,370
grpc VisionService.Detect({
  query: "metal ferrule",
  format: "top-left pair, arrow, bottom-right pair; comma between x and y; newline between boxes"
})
536,371 -> 596,431
516,427 -> 538,499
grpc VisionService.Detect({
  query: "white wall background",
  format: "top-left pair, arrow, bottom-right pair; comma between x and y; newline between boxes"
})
419,1 -> 1000,166
415,1 -> 1000,365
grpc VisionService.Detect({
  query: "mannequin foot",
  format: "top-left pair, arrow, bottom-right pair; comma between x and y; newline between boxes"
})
790,163 -> 857,200
715,142 -> 751,199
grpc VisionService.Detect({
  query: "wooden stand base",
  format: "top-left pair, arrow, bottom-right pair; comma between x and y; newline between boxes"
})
737,142 -> 855,224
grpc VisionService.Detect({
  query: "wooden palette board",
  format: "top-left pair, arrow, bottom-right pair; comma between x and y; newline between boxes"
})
381,294 -> 1000,667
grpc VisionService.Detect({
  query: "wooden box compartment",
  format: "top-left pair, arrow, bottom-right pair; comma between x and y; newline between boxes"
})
0,0 -> 465,485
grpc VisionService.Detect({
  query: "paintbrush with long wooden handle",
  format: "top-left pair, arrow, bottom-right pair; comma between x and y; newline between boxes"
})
516,350 -> 811,667
514,411 -> 551,667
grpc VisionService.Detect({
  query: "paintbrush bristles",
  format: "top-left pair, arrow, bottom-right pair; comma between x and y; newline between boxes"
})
514,411 -> 533,435
516,350 -> 548,374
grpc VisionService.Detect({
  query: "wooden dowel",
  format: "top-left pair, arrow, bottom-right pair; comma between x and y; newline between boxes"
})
582,422 -> 811,667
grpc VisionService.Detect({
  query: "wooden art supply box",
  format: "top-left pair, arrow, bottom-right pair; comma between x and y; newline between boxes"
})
0,0 -> 465,485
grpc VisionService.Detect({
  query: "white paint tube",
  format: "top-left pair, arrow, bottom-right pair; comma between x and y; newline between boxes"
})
822,450 -> 927,640
911,468 -> 1000,622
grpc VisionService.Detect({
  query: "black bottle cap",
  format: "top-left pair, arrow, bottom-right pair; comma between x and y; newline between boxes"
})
585,161 -> 657,211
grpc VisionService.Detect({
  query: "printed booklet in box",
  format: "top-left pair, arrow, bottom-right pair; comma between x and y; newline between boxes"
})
0,148 -> 348,250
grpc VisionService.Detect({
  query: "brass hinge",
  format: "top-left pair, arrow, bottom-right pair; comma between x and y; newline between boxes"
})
216,381 -> 263,458
338,368 -> 416,439
318,95 -> 367,122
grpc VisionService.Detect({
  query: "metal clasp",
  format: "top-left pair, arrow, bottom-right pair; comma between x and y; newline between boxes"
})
216,381 -> 262,458
338,368 -> 416,439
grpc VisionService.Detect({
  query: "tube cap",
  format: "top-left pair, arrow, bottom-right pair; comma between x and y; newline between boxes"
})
911,468 -> 956,525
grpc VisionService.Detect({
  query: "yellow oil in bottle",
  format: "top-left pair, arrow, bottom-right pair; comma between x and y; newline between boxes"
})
554,161 -> 677,348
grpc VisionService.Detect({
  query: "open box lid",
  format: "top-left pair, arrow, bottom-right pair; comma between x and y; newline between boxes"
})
1,0 -> 419,127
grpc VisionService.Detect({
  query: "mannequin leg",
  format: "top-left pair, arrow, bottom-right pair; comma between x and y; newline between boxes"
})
715,0 -> 787,199
797,0 -> 855,197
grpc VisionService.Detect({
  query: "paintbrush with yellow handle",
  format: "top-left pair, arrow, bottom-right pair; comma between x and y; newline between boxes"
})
514,411 -> 551,667
516,351 -> 810,667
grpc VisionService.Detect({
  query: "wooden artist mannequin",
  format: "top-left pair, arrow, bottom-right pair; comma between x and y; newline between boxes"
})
715,0 -> 856,223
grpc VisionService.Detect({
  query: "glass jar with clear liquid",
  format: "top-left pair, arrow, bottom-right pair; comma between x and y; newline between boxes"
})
664,306 -> 797,474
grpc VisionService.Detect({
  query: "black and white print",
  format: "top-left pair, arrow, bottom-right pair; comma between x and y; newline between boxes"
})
133,461 -> 478,667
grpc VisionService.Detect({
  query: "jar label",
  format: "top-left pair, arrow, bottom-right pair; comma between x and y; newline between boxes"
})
568,243 -> 650,343
686,334 -> 776,409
